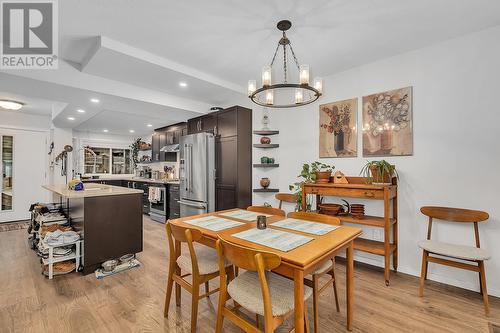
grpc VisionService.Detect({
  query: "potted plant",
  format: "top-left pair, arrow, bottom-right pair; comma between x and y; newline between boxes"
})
130,138 -> 142,170
289,161 -> 335,211
311,161 -> 335,183
360,160 -> 398,185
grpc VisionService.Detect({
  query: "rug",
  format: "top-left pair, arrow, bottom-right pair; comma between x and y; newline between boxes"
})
0,221 -> 29,232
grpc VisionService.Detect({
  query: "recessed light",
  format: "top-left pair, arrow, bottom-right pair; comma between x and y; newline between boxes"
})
90,98 -> 100,103
103,129 -> 109,133
0,99 -> 24,110
147,124 -> 153,127
77,109 -> 85,113
179,82 -> 188,87
129,129 -> 135,133
67,117 -> 75,121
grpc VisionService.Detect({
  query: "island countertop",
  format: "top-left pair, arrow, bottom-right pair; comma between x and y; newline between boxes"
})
43,183 -> 144,198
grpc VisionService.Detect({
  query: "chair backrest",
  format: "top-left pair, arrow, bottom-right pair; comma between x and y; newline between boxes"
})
166,222 -> 203,275
275,193 -> 297,209
216,237 -> 281,322
287,211 -> 341,225
247,205 -> 286,216
420,206 -> 489,247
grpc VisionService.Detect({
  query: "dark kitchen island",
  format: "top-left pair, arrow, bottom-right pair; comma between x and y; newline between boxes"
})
43,183 -> 144,275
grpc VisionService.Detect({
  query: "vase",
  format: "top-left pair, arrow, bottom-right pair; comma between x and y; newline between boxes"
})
334,130 -> 345,152
260,177 -> 270,188
381,129 -> 393,152
260,136 -> 271,144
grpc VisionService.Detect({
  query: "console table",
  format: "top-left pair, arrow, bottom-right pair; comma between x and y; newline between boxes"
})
302,176 -> 398,285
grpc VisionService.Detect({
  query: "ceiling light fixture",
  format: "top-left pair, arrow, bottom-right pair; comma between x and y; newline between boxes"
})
147,124 -> 153,127
179,82 -> 188,87
90,98 -> 100,103
67,117 -> 75,121
0,99 -> 24,110
248,20 -> 322,108
129,129 -> 135,133
103,129 -> 109,133
77,109 -> 85,113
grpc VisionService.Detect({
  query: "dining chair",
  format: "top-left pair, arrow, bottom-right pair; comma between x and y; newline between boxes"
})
247,206 -> 286,216
287,211 -> 341,333
164,222 -> 234,332
275,193 -> 297,210
418,206 -> 490,314
215,236 -> 312,333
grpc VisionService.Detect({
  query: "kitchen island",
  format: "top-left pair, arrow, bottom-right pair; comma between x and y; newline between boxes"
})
43,183 -> 144,275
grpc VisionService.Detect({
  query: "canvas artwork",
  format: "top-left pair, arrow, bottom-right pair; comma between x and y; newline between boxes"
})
362,86 -> 413,156
319,98 -> 358,158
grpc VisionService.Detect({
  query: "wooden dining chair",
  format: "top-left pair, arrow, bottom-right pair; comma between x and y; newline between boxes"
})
418,206 -> 491,314
164,222 -> 234,332
275,193 -> 297,210
288,211 -> 341,333
215,236 -> 312,333
247,206 -> 286,216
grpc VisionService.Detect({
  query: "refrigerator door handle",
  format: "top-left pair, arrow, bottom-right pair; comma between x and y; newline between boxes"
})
179,200 -> 206,209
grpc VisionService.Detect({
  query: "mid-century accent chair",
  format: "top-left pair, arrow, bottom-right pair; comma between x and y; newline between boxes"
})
288,211 -> 341,333
418,206 -> 490,314
164,222 -> 234,332
215,237 -> 312,333
247,206 -> 286,217
275,193 -> 297,210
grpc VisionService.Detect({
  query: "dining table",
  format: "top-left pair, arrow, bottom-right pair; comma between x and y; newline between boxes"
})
168,208 -> 363,332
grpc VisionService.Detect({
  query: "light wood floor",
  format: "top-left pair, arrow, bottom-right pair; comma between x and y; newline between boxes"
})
1,216 -> 498,333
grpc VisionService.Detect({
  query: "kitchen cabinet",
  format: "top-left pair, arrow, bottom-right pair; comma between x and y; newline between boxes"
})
187,105 -> 252,211
152,133 -> 161,162
151,123 -> 186,162
168,184 -> 180,219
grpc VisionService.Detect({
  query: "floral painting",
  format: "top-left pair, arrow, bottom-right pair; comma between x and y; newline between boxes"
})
319,98 -> 358,157
362,86 -> 413,156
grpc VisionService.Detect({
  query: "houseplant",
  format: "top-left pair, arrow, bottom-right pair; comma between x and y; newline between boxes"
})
360,160 -> 398,185
130,138 -> 142,170
311,161 -> 335,183
289,161 -> 335,211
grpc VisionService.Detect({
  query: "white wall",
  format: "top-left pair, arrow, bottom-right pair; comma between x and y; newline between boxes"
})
0,113 -> 50,222
252,25 -> 500,296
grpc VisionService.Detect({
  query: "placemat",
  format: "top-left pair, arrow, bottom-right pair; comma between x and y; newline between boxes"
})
184,215 -> 244,231
232,228 -> 313,252
272,218 -> 339,235
218,209 -> 272,221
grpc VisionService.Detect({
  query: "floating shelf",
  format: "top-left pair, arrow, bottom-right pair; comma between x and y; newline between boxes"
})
253,144 -> 279,148
253,130 -> 279,136
253,164 -> 279,168
253,188 -> 279,193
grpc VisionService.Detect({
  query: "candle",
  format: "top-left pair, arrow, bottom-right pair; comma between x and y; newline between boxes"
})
262,66 -> 272,86
295,88 -> 303,104
247,80 -> 256,96
299,64 -> 310,85
265,90 -> 274,105
313,77 -> 323,93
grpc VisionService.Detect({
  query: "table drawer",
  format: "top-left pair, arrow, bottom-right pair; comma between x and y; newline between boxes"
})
305,187 -> 384,199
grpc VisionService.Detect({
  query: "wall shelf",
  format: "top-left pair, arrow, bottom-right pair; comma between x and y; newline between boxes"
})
253,144 -> 279,148
253,130 -> 279,136
253,164 -> 279,168
253,188 -> 279,193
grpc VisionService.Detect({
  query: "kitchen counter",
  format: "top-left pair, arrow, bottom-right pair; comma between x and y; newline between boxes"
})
82,177 -> 180,185
43,183 -> 143,198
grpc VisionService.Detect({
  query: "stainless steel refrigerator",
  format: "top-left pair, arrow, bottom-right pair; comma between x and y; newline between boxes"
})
179,132 -> 215,217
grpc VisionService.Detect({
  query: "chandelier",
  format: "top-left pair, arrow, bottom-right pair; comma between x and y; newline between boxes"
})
248,20 -> 322,108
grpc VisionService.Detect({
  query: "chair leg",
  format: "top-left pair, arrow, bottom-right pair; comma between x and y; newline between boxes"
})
205,281 -> 210,298
419,250 -> 428,297
164,267 -> 174,317
304,302 -> 311,333
312,275 -> 319,333
331,268 -> 340,313
478,261 -> 490,315
175,267 -> 182,306
215,292 -> 225,333
191,283 -> 200,333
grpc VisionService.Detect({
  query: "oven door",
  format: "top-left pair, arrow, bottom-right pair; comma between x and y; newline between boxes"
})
179,199 -> 207,217
150,187 -> 167,214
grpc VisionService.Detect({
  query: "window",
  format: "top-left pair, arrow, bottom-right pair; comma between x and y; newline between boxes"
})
1,135 -> 13,211
83,147 -> 132,175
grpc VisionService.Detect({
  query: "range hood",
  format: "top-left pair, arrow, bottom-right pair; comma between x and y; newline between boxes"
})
160,144 -> 179,152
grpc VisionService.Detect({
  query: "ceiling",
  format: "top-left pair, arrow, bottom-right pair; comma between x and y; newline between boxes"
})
1,0 -> 500,135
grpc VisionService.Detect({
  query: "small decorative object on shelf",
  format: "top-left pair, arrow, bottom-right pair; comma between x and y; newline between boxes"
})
261,113 -> 270,130
311,161 -> 335,183
350,204 -> 365,219
360,160 -> 398,185
260,177 -> 271,188
332,171 -> 348,184
261,156 -> 269,163
260,136 -> 271,144
257,215 -> 267,230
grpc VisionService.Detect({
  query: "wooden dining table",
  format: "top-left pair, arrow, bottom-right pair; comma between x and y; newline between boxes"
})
169,208 -> 362,332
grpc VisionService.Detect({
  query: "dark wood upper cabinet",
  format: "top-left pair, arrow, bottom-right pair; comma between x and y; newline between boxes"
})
151,122 -> 186,162
216,109 -> 237,138
151,133 -> 161,162
187,114 -> 217,135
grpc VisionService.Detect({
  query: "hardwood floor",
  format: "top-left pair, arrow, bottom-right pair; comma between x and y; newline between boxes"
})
0,216 -> 498,332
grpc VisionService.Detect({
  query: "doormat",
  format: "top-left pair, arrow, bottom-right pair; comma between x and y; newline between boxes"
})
490,323 -> 500,333
95,258 -> 141,279
0,221 -> 29,233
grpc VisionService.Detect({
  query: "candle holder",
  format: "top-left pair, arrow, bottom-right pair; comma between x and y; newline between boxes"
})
257,215 -> 267,230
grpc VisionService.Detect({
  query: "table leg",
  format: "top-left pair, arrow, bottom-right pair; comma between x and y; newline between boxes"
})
346,242 -> 354,331
294,269 -> 305,333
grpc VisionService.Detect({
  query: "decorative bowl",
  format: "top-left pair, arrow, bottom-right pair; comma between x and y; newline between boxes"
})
260,136 -> 271,144
318,203 -> 344,216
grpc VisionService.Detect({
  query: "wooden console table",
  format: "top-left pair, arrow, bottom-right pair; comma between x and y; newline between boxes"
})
302,176 -> 397,285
